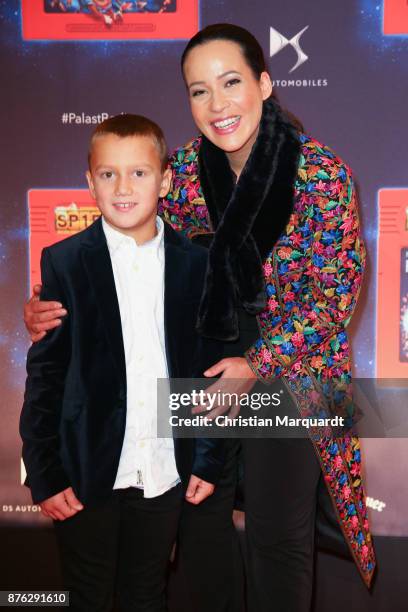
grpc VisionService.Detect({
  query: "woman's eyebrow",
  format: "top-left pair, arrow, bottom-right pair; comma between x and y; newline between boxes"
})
188,70 -> 241,88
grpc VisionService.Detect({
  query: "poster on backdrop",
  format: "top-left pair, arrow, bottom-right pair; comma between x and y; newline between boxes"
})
28,190 -> 99,291
21,0 -> 198,40
383,0 -> 408,34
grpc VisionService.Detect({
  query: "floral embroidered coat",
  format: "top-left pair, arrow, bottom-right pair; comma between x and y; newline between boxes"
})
159,133 -> 376,587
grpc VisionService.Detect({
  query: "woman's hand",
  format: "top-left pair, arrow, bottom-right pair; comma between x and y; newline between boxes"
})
192,357 -> 258,419
204,357 -> 257,380
24,284 -> 67,342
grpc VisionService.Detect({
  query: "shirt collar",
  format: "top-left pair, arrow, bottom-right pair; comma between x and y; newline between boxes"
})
102,216 -> 164,257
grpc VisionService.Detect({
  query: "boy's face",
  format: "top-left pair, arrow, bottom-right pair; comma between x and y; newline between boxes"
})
86,134 -> 171,243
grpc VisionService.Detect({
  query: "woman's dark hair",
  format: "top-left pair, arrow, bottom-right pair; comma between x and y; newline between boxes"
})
181,23 -> 267,79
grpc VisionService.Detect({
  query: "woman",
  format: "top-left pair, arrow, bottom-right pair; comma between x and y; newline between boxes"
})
24,23 -> 375,612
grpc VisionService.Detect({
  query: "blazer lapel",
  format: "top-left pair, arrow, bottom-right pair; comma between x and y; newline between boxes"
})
80,218 -> 126,391
163,223 -> 189,379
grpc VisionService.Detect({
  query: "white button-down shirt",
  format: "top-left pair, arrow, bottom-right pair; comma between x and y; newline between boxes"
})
102,217 -> 179,498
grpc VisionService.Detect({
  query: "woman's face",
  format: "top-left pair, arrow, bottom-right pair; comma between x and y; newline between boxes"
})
183,40 -> 272,162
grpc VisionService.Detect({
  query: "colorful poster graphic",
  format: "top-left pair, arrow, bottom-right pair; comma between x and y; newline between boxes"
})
28,189 -> 99,290
383,0 -> 408,35
376,189 -> 408,378
22,0 -> 198,40
44,1 -> 176,15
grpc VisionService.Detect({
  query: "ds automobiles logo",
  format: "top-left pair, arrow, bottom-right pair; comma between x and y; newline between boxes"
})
269,26 -> 309,73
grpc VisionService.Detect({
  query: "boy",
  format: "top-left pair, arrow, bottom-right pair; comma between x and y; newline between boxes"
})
20,114 -> 225,612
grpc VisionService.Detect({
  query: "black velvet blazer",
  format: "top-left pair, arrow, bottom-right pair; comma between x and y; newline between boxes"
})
20,217 -> 225,505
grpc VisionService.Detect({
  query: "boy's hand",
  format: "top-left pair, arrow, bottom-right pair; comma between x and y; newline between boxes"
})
40,487 -> 84,521
185,475 -> 215,505
24,284 -> 67,342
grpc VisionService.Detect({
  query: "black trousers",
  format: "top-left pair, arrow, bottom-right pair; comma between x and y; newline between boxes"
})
177,440 -> 243,612
54,484 -> 182,612
242,437 -> 321,612
179,436 -> 321,612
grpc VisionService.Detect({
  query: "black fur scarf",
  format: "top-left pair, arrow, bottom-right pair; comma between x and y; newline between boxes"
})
196,97 -> 301,341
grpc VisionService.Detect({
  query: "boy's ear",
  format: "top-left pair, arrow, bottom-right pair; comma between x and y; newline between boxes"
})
86,170 -> 96,199
159,168 -> 172,198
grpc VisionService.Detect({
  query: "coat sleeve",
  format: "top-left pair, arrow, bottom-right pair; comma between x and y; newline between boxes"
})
19,248 -> 72,503
189,246 -> 226,485
245,169 -> 366,381
190,335 -> 227,484
191,438 -> 227,485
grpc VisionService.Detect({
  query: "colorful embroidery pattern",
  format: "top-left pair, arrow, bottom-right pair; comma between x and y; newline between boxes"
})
159,133 -> 375,586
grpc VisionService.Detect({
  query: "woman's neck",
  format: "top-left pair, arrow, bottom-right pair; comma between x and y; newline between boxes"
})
226,149 -> 247,180
225,127 -> 259,179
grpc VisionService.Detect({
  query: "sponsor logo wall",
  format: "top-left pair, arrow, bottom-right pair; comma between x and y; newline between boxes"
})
1,0 -> 408,536
268,24 -> 328,87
